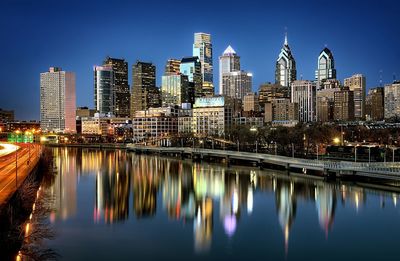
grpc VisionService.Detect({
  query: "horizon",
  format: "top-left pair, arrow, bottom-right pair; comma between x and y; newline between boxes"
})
1,0 -> 399,120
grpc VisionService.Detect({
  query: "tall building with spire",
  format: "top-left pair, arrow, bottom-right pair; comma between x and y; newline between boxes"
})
219,45 -> 240,95
315,47 -> 337,88
275,33 -> 297,92
193,32 -> 213,96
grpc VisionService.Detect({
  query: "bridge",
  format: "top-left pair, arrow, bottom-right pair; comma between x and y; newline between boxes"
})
126,145 -> 400,181
0,143 -> 42,207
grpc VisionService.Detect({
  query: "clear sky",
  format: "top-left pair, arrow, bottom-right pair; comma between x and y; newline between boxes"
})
1,0 -> 399,120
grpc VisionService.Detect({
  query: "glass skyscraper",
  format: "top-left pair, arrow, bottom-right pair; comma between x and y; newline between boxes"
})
103,57 -> 130,118
161,74 -> 189,107
315,47 -> 337,88
193,32 -> 213,96
180,56 -> 202,103
275,34 -> 296,91
94,65 -> 114,115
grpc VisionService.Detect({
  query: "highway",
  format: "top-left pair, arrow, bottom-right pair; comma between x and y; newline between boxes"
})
0,143 -> 41,207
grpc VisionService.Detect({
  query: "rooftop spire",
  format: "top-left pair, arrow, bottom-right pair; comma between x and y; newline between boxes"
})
284,32 -> 288,46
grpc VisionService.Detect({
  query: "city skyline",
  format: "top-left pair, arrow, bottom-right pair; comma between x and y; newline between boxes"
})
1,0 -> 400,120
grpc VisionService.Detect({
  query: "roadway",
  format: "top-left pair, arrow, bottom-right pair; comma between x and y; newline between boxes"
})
0,143 -> 41,207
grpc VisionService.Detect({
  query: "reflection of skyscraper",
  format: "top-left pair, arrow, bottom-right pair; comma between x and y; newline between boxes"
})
275,181 -> 296,255
133,175 -> 157,218
94,151 -> 130,223
49,148 -> 77,222
315,185 -> 336,236
194,198 -> 213,253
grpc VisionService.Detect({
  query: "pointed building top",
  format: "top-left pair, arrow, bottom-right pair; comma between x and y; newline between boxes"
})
223,45 -> 236,55
284,32 -> 288,46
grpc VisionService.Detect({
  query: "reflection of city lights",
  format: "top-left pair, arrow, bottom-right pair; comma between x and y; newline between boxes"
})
232,190 -> 239,214
393,194 -> 397,207
247,187 -> 253,215
224,215 -> 237,237
355,193 -> 359,211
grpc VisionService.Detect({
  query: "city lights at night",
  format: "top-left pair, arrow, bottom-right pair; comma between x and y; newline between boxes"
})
1,0 -> 400,260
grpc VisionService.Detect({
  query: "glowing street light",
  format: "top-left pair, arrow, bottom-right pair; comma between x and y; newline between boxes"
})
333,137 -> 340,145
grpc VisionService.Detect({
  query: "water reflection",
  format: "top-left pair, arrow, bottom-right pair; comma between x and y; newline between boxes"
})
45,148 -> 400,259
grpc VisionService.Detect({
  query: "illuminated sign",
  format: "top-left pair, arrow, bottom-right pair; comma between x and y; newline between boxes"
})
193,97 -> 225,108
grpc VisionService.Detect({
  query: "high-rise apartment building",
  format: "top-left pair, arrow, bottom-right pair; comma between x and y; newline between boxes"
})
344,74 -> 366,120
219,45 -> 240,95
291,80 -> 316,122
40,67 -> 76,133
221,71 -> 252,100
103,57 -> 130,117
94,65 -> 114,115
193,32 -> 213,96
315,47 -> 337,87
384,81 -> 400,119
161,74 -> 190,107
180,56 -> 202,103
131,61 -> 156,117
333,88 -> 355,121
366,87 -> 384,121
275,34 -> 296,92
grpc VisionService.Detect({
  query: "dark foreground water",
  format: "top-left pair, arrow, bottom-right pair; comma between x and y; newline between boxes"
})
28,148 -> 400,260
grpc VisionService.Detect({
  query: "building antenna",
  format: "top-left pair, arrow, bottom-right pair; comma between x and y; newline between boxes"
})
284,26 -> 288,45
300,74 -> 303,80
379,69 -> 383,87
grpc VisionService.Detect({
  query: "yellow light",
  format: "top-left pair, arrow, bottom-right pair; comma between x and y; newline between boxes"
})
333,137 -> 340,144
40,136 -> 47,142
15,130 -> 21,134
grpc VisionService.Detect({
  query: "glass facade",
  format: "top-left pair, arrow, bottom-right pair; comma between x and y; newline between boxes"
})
94,65 -> 114,115
193,33 -> 214,96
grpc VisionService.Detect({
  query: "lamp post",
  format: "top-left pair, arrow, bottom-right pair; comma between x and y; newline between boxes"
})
292,143 -> 294,158
275,141 -> 277,156
316,144 -> 319,160
15,146 -> 18,188
237,140 -> 240,152
354,145 -> 357,162
250,126 -> 258,154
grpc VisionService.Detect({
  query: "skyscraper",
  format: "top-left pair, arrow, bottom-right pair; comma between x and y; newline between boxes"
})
333,88 -> 355,121
180,56 -> 202,103
131,61 -> 156,117
366,87 -> 384,121
103,57 -> 130,118
344,74 -> 366,120
193,32 -> 213,96
165,59 -> 181,75
384,81 -> 400,119
94,65 -> 114,115
275,33 -> 296,91
161,74 -> 189,107
291,80 -> 316,122
40,67 -> 76,133
221,71 -> 252,100
219,45 -> 240,95
315,47 -> 337,88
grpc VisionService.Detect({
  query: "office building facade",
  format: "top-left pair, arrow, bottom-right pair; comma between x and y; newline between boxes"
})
131,61 -> 157,116
275,34 -> 296,91
291,80 -> 316,122
219,45 -> 240,95
221,71 -> 252,100
40,67 -> 76,133
344,74 -> 366,120
193,32 -> 214,96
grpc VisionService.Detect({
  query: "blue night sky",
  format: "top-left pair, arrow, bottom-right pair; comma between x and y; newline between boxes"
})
1,0 -> 399,120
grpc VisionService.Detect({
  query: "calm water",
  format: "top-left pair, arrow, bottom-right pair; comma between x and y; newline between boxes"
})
30,148 -> 400,260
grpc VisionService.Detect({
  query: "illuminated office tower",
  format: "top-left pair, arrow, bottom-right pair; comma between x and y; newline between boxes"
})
384,81 -> 400,119
315,47 -> 337,88
219,45 -> 240,95
161,74 -> 190,107
165,59 -> 181,75
131,61 -> 157,116
193,32 -> 214,96
180,56 -> 202,103
221,71 -> 252,100
40,67 -> 76,133
291,80 -> 316,122
275,33 -> 296,92
333,88 -> 355,121
94,65 -> 114,115
365,87 -> 384,121
103,57 -> 130,117
344,74 -> 366,120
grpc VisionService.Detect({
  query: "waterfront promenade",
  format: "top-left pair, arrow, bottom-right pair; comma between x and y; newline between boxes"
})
0,143 -> 41,208
127,145 -> 400,180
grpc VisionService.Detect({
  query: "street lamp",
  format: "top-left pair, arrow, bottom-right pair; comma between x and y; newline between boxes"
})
250,126 -> 258,153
